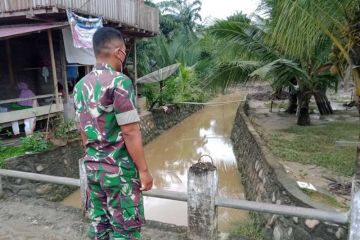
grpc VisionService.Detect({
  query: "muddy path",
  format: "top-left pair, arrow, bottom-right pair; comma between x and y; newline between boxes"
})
0,195 -> 249,240
0,196 -> 191,240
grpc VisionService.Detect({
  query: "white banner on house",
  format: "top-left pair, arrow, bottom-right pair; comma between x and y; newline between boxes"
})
62,27 -> 96,65
66,10 -> 103,49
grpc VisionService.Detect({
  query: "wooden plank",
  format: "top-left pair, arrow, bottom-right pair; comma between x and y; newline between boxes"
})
60,42 -> 69,102
0,104 -> 64,124
0,113 -> 59,128
5,39 -> 16,93
133,38 -> 138,106
85,65 -> 91,74
0,94 -> 56,105
47,30 -> 59,107
0,0 -> 160,34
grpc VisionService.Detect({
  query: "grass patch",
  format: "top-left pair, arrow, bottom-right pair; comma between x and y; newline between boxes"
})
0,145 -> 27,168
302,189 -> 348,210
231,217 -> 264,240
267,122 -> 358,177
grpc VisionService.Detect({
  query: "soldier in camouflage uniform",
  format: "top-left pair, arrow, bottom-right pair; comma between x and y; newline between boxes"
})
74,27 -> 153,240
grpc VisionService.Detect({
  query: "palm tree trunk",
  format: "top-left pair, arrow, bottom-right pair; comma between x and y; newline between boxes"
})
314,90 -> 333,115
353,66 -> 360,107
297,89 -> 311,126
286,78 -> 298,114
286,89 -> 298,114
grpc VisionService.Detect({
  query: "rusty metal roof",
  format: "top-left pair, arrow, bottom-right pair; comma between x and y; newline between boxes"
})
0,23 -> 68,40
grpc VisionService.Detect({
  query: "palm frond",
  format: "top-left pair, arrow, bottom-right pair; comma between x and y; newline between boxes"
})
206,60 -> 264,89
250,59 -> 310,88
312,72 -> 340,91
208,17 -> 278,61
266,0 -> 358,63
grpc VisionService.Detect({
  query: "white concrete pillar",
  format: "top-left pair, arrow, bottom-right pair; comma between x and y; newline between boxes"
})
187,160 -> 218,240
79,158 -> 87,217
349,180 -> 360,240
0,176 -> 3,198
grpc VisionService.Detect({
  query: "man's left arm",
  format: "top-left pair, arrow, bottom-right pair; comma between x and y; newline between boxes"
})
113,77 -> 153,191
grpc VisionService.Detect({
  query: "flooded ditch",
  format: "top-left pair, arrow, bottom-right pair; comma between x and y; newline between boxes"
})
62,93 -> 248,231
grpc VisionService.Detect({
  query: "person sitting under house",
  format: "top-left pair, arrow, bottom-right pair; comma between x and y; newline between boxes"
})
10,82 -> 38,136
58,82 -> 66,100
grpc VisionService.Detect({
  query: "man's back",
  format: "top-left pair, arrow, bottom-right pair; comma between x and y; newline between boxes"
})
74,63 -> 139,170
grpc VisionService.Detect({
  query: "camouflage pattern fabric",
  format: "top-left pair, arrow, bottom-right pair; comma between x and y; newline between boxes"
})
74,64 -> 144,239
74,63 -> 140,171
86,165 -> 144,240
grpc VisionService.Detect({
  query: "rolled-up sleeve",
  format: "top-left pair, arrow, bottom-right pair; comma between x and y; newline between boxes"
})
113,78 -> 140,126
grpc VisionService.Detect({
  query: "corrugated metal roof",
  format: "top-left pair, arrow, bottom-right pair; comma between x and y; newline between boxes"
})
0,23 -> 68,40
137,64 -> 181,84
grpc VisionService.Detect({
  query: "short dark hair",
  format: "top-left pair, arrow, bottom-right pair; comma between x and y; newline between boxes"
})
92,27 -> 124,56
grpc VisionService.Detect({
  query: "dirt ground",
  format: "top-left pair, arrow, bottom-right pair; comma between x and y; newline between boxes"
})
0,195 -> 247,240
0,195 -> 191,240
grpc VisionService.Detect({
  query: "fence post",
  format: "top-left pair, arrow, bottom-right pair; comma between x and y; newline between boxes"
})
349,180 -> 360,240
187,159 -> 218,240
0,176 -> 3,198
79,158 -> 87,217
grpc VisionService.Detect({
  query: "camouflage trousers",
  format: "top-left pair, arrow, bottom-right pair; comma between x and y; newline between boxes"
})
86,168 -> 145,240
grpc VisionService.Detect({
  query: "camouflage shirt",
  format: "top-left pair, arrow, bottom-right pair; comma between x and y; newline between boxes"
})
74,63 -> 140,172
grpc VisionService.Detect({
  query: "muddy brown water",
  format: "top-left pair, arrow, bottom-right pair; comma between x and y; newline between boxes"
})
62,93 -> 248,231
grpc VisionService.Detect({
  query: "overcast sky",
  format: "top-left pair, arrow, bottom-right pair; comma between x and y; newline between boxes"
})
153,0 -> 261,22
200,0 -> 261,21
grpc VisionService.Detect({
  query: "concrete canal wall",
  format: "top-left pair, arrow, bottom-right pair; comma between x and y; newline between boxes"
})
231,101 -> 348,240
3,104 -> 203,200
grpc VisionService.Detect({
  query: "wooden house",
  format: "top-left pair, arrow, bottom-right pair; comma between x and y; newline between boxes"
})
0,0 -> 159,131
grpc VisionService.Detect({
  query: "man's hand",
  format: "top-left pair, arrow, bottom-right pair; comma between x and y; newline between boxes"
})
139,170 -> 153,191
122,122 -> 153,191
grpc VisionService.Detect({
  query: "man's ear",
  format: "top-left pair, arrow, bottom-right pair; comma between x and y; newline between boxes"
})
114,48 -> 122,61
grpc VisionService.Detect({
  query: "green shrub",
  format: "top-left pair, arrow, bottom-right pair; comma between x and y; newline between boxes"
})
142,82 -> 163,108
54,120 -> 78,140
142,65 -> 210,109
21,132 -> 52,153
232,215 -> 264,240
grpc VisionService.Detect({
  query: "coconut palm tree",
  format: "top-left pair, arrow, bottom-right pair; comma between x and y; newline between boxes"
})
204,13 -> 276,88
262,0 -> 360,103
260,0 -> 360,171
205,13 -> 338,125
150,33 -> 201,70
158,0 -> 202,33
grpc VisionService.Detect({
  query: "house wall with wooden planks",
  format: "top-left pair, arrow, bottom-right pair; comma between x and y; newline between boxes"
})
0,0 -> 160,34
0,30 -> 64,101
